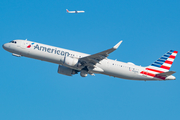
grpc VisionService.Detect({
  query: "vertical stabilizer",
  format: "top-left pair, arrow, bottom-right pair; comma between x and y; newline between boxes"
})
66,9 -> 69,13
140,50 -> 178,80
147,50 -> 178,74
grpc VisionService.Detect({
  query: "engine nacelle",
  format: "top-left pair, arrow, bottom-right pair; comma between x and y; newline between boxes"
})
57,65 -> 77,76
63,56 -> 79,67
80,70 -> 88,77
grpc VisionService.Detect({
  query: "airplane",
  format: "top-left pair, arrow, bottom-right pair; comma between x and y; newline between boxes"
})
66,9 -> 85,13
2,39 -> 178,81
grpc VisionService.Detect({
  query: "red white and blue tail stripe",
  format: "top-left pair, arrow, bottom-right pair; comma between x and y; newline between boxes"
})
140,50 -> 178,80
149,50 -> 178,72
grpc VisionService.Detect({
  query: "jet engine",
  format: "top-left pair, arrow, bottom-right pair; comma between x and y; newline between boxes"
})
57,65 -> 77,76
80,70 -> 88,77
63,56 -> 81,67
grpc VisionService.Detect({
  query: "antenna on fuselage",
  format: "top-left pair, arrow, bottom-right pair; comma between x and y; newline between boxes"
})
25,39 -> 27,41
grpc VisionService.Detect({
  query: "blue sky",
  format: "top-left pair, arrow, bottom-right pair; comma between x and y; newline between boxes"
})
1,0 -> 180,119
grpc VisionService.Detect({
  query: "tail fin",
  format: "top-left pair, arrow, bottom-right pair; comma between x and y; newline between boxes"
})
66,9 -> 69,13
146,50 -> 178,74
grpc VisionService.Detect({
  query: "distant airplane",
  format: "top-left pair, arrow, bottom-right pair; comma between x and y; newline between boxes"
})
66,9 -> 85,13
2,40 -> 178,81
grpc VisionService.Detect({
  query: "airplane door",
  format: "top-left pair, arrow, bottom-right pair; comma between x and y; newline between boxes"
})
21,41 -> 26,49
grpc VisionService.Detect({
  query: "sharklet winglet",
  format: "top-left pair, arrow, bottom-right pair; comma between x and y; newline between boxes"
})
113,40 -> 122,49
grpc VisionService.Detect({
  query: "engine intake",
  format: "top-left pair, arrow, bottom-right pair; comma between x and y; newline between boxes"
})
63,56 -> 80,67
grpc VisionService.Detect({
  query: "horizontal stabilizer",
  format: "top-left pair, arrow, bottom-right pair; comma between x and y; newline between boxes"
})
157,71 -> 176,76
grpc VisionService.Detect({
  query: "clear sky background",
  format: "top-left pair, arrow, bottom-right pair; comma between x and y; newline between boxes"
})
0,0 -> 180,120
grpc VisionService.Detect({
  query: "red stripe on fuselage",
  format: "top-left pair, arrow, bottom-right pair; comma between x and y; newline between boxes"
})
146,68 -> 164,73
140,71 -> 155,77
140,71 -> 166,80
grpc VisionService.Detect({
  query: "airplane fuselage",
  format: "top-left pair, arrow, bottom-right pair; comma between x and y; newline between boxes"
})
3,40 -> 176,81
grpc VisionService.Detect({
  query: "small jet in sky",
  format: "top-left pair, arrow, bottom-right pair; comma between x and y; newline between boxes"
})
2,40 -> 178,81
66,9 -> 85,13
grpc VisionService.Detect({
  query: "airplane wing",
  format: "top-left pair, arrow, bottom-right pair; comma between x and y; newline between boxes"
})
79,41 -> 122,67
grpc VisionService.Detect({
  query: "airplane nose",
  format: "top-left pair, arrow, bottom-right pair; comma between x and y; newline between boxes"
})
2,43 -> 8,50
2,44 -> 5,49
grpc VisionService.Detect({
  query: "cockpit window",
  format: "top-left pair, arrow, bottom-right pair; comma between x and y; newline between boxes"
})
9,41 -> 17,44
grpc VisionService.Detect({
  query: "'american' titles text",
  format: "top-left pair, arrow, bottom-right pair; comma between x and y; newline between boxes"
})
34,44 -> 70,56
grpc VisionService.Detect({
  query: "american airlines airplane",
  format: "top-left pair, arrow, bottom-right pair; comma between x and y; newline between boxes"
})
66,9 -> 85,13
2,39 -> 178,81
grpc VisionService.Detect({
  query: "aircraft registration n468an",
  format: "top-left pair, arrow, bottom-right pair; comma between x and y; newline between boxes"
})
2,40 -> 178,81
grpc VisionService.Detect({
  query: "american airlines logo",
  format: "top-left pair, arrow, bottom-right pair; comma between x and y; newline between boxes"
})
34,44 -> 70,56
27,43 -> 34,48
